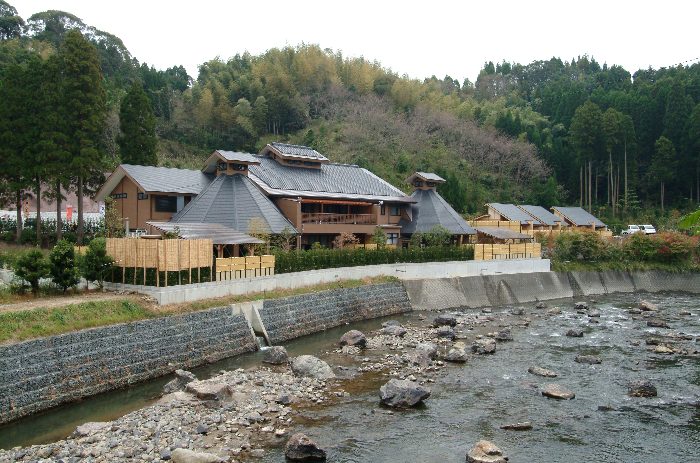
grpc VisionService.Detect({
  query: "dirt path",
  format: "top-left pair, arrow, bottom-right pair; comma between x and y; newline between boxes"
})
0,292 -> 147,313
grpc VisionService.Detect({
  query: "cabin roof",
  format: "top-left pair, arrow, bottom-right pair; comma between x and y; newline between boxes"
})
399,188 -> 475,235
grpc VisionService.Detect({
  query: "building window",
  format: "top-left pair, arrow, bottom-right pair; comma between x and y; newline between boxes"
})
154,195 -> 177,213
381,204 -> 386,215
111,192 -> 127,199
137,192 -> 148,200
414,180 -> 423,187
232,163 -> 247,171
389,205 -> 401,216
386,233 -> 399,245
426,182 -> 435,188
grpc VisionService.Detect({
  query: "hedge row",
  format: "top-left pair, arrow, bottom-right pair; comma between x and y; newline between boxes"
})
273,245 -> 474,274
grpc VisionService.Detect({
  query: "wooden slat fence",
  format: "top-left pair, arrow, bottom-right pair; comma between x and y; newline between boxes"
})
474,243 -> 541,260
215,255 -> 275,281
106,238 -> 213,286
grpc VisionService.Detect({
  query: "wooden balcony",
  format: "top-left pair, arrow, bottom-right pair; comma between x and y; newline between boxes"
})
301,213 -> 376,225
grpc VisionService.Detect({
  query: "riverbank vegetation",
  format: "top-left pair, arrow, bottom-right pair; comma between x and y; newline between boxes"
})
548,230 -> 700,272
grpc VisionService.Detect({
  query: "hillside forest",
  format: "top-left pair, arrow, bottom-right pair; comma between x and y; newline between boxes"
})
1,3 -> 700,242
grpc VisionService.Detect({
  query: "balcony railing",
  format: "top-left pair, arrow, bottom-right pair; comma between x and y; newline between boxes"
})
301,213 -> 375,225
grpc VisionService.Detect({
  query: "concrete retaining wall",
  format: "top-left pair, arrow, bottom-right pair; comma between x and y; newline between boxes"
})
258,282 -> 412,344
404,270 -> 699,311
104,259 -> 550,305
0,307 -> 257,425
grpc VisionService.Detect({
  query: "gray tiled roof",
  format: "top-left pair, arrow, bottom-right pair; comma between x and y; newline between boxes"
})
147,222 -> 264,245
475,226 -> 532,240
415,172 -> 445,182
518,205 -> 565,226
551,206 -> 606,227
487,203 -> 542,225
170,174 -> 297,234
249,156 -> 410,201
399,189 -> 475,235
215,150 -> 260,164
269,142 -> 329,161
121,164 -> 213,194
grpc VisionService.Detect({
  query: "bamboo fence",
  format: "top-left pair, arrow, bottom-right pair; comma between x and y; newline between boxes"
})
215,255 -> 275,281
474,243 -> 541,260
106,238 -> 213,286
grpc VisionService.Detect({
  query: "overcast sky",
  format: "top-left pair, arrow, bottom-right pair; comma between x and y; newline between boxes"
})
14,0 -> 700,82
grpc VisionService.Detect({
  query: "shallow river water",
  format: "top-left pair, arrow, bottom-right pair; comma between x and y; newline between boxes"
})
2,292 -> 699,462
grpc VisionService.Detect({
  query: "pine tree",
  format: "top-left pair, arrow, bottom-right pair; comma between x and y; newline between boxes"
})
118,82 -> 157,165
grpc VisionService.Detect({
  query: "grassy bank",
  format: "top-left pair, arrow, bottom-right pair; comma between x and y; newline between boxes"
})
551,260 -> 700,273
0,276 -> 397,344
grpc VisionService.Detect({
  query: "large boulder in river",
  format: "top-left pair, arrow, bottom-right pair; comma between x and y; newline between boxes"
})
639,300 -> 658,311
436,325 -> 456,340
163,369 -> 197,394
472,338 -> 496,355
284,433 -> 327,461
415,342 -> 439,359
379,378 -> 431,408
185,381 -> 232,401
542,383 -> 575,400
340,330 -> 367,348
646,319 -> 670,329
528,366 -> 557,378
495,329 -> 513,342
382,325 -> 407,337
566,329 -> 584,338
628,379 -> 657,398
263,346 -> 289,364
575,355 -> 602,365
433,313 -> 458,327
444,344 -> 469,363
574,301 -> 588,311
466,440 -> 508,463
291,355 -> 336,380
171,448 -> 224,463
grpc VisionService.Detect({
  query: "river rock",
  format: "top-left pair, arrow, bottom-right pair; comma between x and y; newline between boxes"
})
163,369 -> 197,394
405,351 -> 432,367
647,319 -> 670,328
472,338 -> 496,355
433,313 -> 458,327
535,301 -> 547,309
263,346 -> 289,364
495,329 -> 513,342
73,421 -> 110,437
500,421 -> 533,431
382,320 -> 401,327
639,300 -> 658,311
436,325 -> 456,340
379,378 -> 431,407
510,307 -> 525,315
574,301 -> 588,311
291,355 -> 336,380
466,440 -> 508,463
528,366 -> 557,377
575,355 -> 602,364
185,381 -> 232,401
587,309 -> 601,318
542,383 -> 575,400
444,344 -> 469,363
171,448 -> 224,463
654,344 -> 675,354
284,433 -> 327,461
415,342 -> 439,359
566,329 -> 584,337
340,330 -> 367,348
382,325 -> 407,337
547,307 -> 562,316
628,379 -> 658,398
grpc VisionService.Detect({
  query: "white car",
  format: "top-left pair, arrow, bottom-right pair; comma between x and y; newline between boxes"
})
639,224 -> 656,234
621,225 -> 642,235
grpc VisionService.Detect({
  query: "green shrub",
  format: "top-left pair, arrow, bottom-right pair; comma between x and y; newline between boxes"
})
623,232 -> 693,263
13,249 -> 50,295
553,231 -> 606,261
19,228 -> 36,245
273,245 -> 474,274
49,240 -> 80,293
80,237 -> 114,288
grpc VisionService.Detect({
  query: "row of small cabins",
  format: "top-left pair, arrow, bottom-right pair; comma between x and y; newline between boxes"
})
96,142 -> 609,259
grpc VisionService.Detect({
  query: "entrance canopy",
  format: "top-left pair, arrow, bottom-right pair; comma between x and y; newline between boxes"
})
147,222 -> 263,245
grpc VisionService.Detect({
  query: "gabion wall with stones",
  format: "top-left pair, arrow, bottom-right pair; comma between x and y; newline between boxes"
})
258,282 -> 412,344
0,307 -> 257,424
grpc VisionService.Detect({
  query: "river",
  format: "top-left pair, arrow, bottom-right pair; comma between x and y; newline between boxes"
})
1,292 -> 699,462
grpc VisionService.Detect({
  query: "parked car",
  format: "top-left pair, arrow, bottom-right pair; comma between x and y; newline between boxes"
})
621,225 -> 642,235
639,224 -> 656,234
